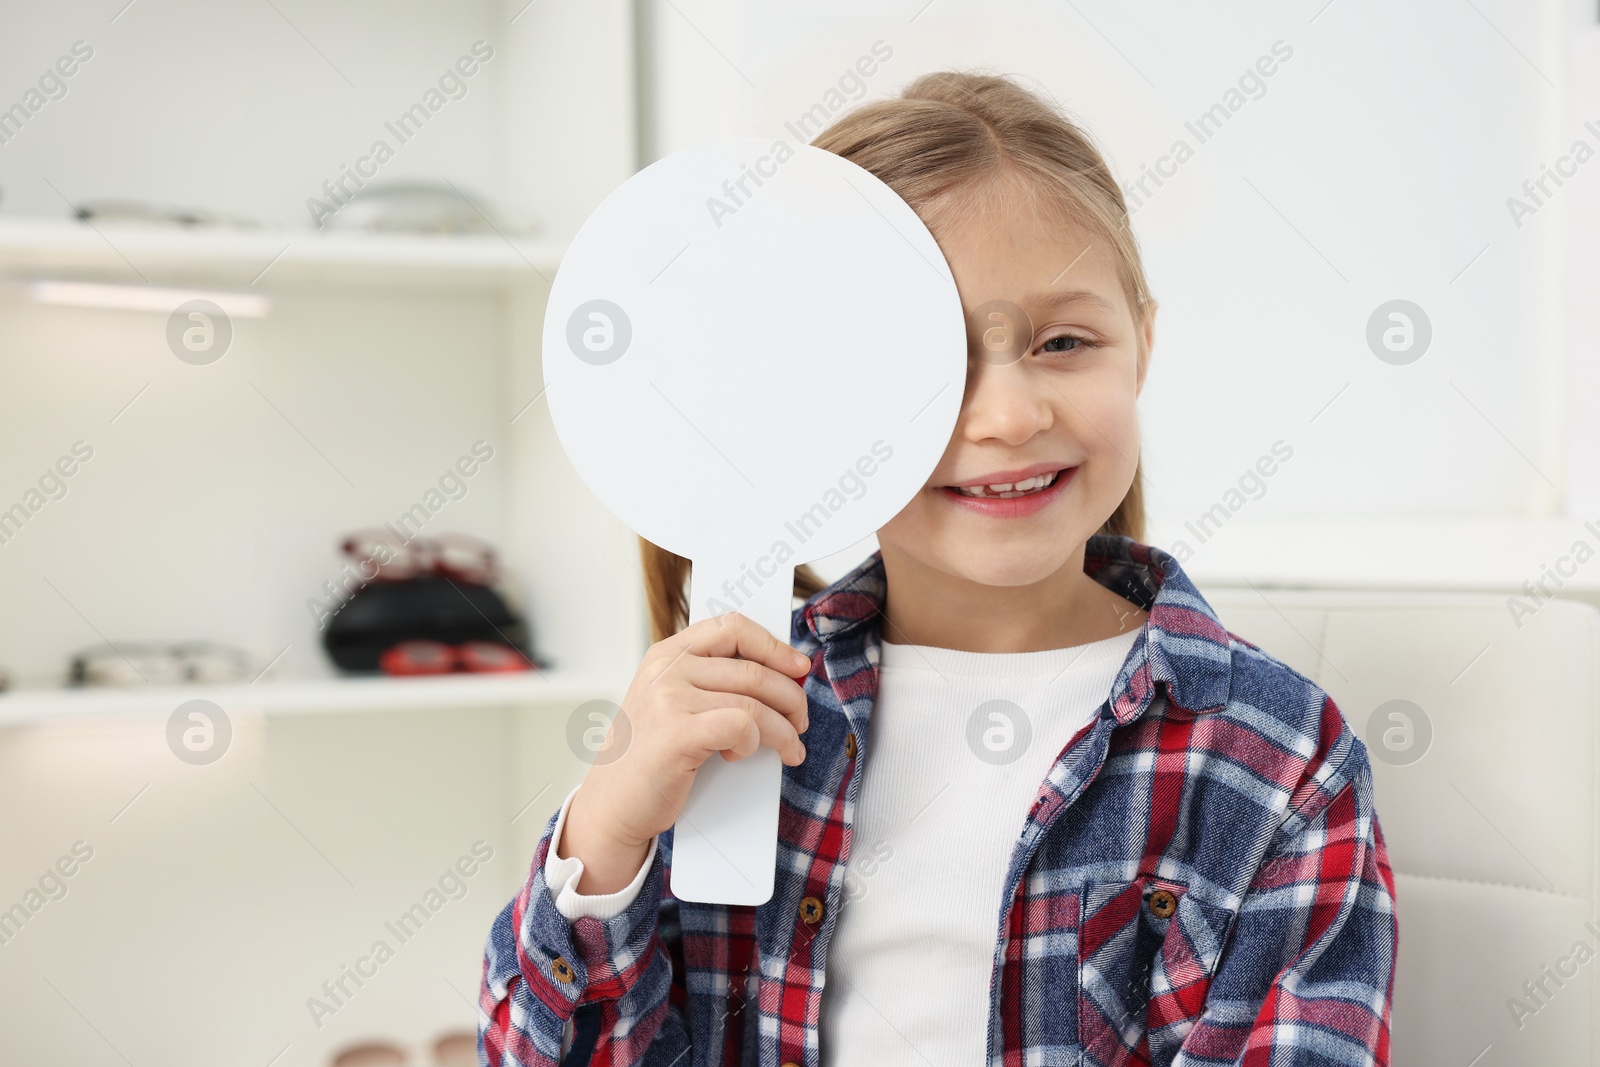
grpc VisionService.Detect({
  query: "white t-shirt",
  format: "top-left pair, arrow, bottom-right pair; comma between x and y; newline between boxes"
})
543,628 -> 1140,1065
817,628 -> 1138,1065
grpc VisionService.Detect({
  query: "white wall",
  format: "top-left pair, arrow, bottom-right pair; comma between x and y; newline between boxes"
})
638,0 -> 1597,580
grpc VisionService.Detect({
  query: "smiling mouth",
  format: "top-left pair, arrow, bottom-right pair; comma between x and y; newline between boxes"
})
946,468 -> 1068,499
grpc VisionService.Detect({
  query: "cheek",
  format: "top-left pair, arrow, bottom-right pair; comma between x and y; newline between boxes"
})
875,480 -> 941,556
1070,372 -> 1141,449
878,487 -> 929,536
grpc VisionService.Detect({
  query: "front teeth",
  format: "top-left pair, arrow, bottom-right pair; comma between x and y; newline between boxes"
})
953,470 -> 1060,498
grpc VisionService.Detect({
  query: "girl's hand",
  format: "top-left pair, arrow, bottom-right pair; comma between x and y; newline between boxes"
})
559,612 -> 812,894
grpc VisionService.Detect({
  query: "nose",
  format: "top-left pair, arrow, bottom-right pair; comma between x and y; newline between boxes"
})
960,356 -> 1054,446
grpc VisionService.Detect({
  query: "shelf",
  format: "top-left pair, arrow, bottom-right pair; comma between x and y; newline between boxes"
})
0,669 -> 622,726
1152,514 -> 1600,601
0,217 -> 565,290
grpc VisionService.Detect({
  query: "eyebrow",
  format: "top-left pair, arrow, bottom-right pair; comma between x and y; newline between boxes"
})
1019,288 -> 1118,316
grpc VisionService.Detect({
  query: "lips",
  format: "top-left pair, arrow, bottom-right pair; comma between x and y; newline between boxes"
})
947,468 -> 1062,498
943,460 -> 1068,490
937,466 -> 1076,518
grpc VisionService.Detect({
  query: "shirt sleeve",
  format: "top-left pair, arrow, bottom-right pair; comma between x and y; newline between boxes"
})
477,792 -> 688,1066
1177,695 -> 1399,1065
545,787 -> 657,922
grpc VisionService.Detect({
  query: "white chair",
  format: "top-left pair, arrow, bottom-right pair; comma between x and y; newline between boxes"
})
1202,585 -> 1600,1065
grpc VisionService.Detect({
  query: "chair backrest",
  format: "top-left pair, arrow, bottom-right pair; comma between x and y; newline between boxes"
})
1202,585 -> 1600,1066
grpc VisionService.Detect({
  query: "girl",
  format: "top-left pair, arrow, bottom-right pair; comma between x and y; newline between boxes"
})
480,71 -> 1397,1066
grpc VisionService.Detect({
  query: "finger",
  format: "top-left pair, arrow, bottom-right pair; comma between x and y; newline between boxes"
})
681,705 -> 762,763
740,697 -> 804,764
672,611 -> 811,679
676,656 -> 809,732
683,701 -> 804,766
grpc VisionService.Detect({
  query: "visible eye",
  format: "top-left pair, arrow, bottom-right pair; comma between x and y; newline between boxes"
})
1038,333 -> 1097,356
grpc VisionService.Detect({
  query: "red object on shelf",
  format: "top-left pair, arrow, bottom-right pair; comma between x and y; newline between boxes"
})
377,639 -> 531,676
378,640 -> 456,676
457,640 -> 530,673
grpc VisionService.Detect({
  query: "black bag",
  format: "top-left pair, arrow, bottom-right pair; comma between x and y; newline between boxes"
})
321,575 -> 537,673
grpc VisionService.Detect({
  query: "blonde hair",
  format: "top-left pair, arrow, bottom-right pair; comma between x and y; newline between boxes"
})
641,70 -> 1151,642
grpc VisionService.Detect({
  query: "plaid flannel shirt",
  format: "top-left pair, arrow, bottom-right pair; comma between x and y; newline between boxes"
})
479,533 -> 1398,1066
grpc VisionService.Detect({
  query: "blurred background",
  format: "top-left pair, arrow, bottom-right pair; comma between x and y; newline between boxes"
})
0,0 -> 1597,1064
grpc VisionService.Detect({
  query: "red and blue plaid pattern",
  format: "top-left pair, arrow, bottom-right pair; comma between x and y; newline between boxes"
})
479,534 -> 1397,1065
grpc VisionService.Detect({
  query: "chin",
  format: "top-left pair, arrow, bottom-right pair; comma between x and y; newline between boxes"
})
879,492 -> 1107,588
905,534 -> 1080,590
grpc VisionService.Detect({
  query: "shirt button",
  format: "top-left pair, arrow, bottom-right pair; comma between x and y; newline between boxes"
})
845,733 -> 857,759
799,895 -> 824,924
550,956 -> 575,983
1147,889 -> 1178,919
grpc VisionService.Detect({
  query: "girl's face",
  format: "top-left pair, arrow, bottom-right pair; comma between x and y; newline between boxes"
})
877,180 -> 1153,589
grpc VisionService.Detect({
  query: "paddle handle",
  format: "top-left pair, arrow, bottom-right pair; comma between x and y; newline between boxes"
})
669,559 -> 796,904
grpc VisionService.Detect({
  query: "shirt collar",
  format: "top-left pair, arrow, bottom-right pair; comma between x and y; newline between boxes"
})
799,533 -> 1234,724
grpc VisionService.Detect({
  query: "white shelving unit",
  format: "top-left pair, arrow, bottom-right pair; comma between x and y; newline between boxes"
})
0,210 -> 644,711
0,4 -> 644,1065
0,669 -> 621,725
0,217 -> 565,290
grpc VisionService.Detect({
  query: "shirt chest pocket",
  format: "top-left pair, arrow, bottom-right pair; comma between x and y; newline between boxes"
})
1077,876 -> 1235,1066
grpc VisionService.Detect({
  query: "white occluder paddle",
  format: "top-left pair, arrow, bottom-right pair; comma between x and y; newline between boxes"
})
544,138 -> 965,904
